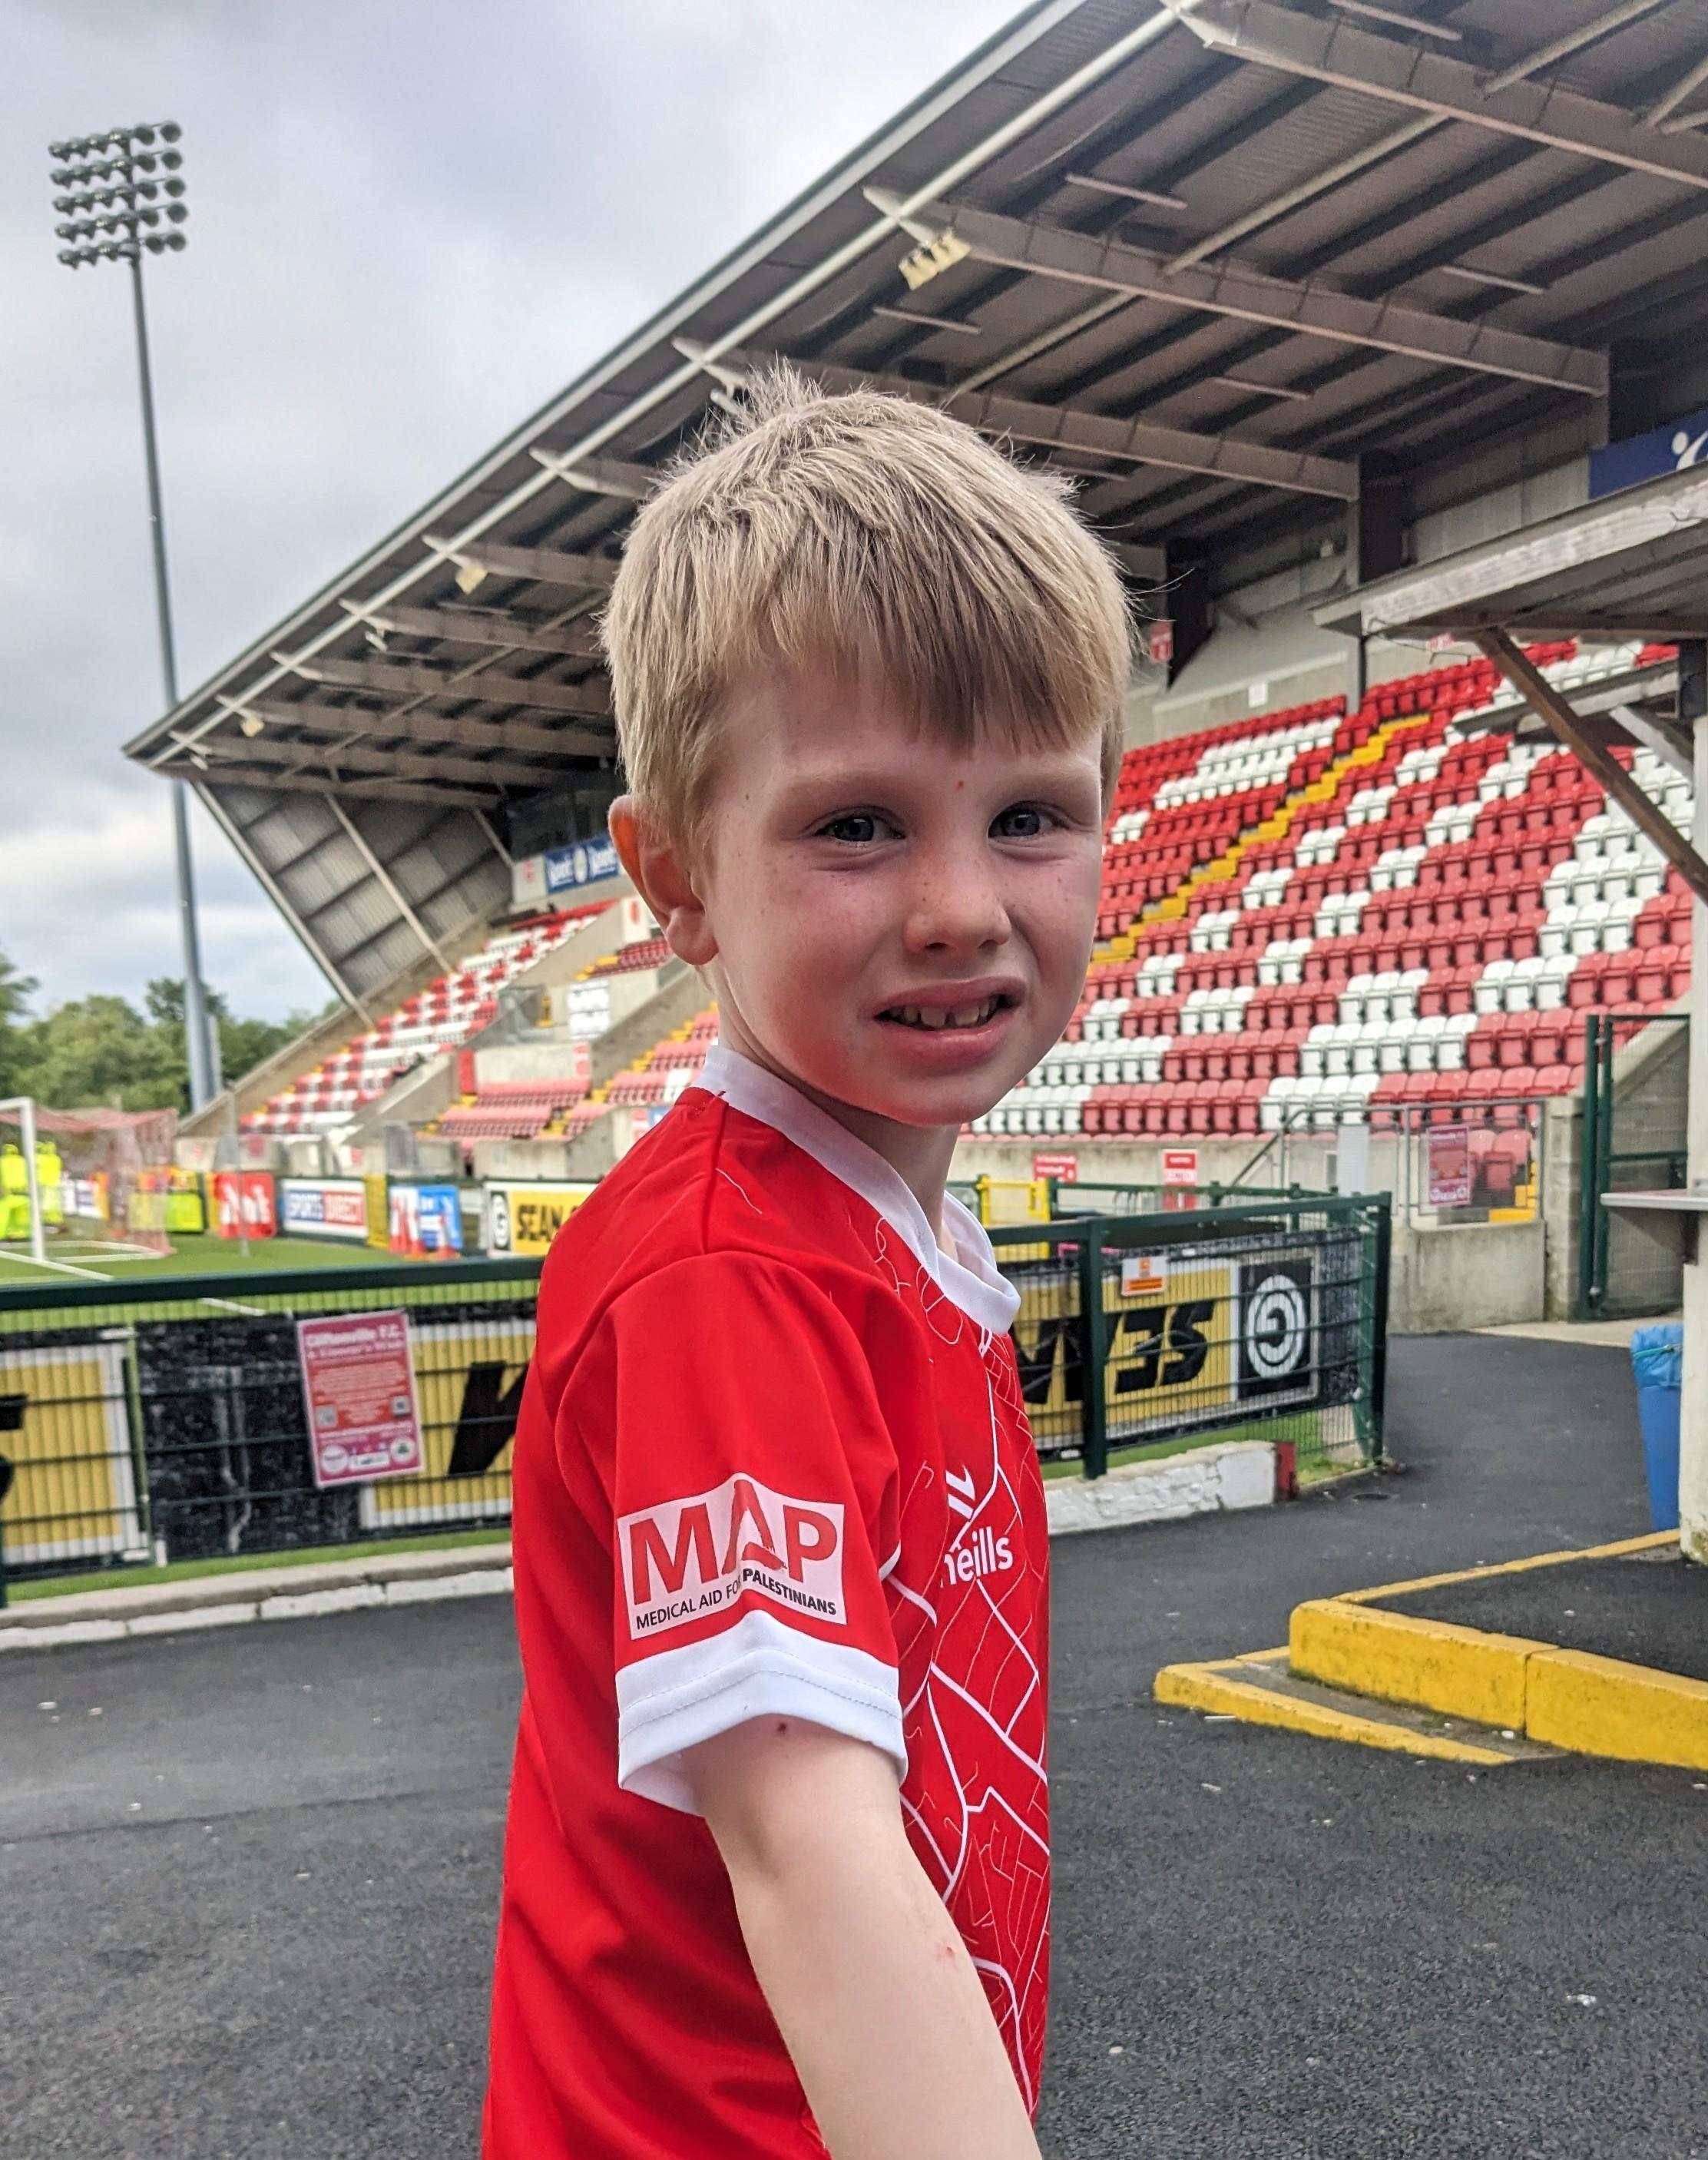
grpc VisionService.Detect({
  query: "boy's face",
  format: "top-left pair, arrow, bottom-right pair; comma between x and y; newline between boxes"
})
637,666 -> 1107,1138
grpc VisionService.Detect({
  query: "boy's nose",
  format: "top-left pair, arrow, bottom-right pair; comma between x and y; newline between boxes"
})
903,855 -> 1011,954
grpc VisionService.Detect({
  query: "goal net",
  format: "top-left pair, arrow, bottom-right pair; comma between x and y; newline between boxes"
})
0,1102 -> 179,1267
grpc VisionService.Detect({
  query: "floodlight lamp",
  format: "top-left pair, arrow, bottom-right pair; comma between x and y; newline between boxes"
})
51,167 -> 73,186
167,232 -> 186,251
133,125 -> 156,146
48,139 -> 70,159
160,149 -> 183,171
134,153 -> 157,174
137,207 -> 159,227
166,202 -> 187,224
163,177 -> 184,198
57,248 -> 78,267
160,121 -> 182,142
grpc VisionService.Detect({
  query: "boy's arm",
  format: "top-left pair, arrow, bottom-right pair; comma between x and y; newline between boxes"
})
687,1720 -> 1043,2160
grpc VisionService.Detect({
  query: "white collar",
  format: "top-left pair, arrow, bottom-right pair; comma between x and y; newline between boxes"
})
697,1045 -> 1020,1337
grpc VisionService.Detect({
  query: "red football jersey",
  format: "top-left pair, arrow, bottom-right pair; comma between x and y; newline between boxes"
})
483,1046 -> 1050,2157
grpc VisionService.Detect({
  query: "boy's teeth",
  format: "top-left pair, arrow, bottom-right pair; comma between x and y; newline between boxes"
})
889,996 -> 1001,1029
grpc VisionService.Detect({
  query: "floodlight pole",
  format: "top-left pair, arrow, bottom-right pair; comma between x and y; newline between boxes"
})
48,118 -> 216,1112
125,246 -> 216,1112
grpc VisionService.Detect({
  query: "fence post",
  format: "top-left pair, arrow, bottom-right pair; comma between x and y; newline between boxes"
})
1364,1195 -> 1392,1464
1594,1013 -> 1618,1310
1077,1221 -> 1109,1481
1577,1012 -> 1600,1318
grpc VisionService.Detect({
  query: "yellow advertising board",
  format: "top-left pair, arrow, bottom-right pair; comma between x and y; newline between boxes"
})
359,1316 -> 534,1530
0,1340 -> 142,1566
482,1181 -> 595,1259
1011,1247 -> 1319,1449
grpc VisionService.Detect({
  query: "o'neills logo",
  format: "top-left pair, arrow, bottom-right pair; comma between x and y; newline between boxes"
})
941,1526 -> 1015,1591
618,1474 -> 846,1638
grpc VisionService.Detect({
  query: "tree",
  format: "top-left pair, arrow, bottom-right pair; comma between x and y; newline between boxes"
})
0,960 -> 332,1115
0,949 -> 37,1098
20,994 -> 182,1112
145,978 -> 326,1093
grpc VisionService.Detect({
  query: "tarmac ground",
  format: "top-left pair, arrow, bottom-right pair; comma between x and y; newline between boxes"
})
1378,1543 -> 1708,1682
3,1332 -> 1705,2159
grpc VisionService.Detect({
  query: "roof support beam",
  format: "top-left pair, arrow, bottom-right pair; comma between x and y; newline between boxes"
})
422,537 -> 618,592
1164,1 -> 1708,194
224,770 -> 508,813
338,600 -> 601,658
867,192 -> 1607,396
276,651 -> 611,719
327,800 -> 452,970
181,730 -> 561,795
529,449 -> 657,501
723,346 -> 1359,499
195,783 -> 375,1021
1473,628 -> 1708,910
216,696 -> 607,762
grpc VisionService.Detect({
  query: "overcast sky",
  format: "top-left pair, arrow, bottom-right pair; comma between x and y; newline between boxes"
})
3,0 -> 1023,1022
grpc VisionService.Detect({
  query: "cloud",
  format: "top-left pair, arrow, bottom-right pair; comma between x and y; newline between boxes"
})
0,784 -> 328,1020
2,0 -> 1021,1012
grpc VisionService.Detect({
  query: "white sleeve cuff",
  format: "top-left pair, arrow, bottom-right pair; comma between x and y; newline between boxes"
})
616,1608 -> 905,1814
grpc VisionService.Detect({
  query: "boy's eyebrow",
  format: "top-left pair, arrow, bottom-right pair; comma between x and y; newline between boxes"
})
773,754 -> 1102,806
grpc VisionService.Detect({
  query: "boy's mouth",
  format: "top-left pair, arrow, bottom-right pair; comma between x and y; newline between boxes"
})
877,994 -> 1011,1032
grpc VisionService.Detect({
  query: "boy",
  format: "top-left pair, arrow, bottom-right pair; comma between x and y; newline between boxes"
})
483,370 -> 1130,2158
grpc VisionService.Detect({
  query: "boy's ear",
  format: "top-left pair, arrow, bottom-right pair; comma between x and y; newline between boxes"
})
607,797 -> 718,967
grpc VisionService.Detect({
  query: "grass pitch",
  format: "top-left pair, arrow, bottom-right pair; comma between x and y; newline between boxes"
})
0,1231 -> 411,1290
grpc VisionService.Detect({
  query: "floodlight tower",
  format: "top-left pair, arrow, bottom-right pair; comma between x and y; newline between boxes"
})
48,119 -> 217,1111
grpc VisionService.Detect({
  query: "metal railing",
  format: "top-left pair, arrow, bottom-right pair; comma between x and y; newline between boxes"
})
1578,1009 -> 1689,1319
0,1193 -> 1391,1595
991,1191 -> 1389,1484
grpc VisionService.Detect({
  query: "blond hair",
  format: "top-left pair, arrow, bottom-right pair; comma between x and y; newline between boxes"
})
601,368 -> 1132,860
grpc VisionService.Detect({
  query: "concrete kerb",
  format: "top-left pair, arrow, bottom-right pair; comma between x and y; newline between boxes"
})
0,1438 -> 1285,1654
1163,1532 -> 1708,1774
0,1545 -> 516,1653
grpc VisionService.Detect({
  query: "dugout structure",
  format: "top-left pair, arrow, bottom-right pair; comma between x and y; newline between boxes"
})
120,0 -> 1708,1085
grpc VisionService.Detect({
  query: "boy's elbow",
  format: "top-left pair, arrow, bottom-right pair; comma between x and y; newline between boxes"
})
685,1717 -> 908,1886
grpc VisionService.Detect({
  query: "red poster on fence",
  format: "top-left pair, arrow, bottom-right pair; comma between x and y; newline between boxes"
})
1160,1146 -> 1199,1211
1032,1151 -> 1079,1183
296,1310 -> 424,1489
1426,1123 -> 1472,1209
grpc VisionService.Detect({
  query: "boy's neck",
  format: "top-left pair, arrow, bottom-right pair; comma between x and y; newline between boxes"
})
714,1032 -> 962,1256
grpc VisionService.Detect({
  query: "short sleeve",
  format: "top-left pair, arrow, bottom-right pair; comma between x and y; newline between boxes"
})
598,1252 -> 905,1813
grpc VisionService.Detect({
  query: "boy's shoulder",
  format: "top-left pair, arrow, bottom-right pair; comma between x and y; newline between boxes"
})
541,1081 -> 893,1326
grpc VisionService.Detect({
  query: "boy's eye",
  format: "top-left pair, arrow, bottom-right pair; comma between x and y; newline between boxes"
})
991,803 -> 1057,839
816,811 -> 895,845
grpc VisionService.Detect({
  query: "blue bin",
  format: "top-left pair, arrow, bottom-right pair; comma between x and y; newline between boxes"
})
1629,1323 -> 1683,1533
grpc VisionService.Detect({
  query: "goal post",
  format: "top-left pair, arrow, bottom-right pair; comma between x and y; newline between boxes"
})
0,1099 -> 46,1266
0,1101 -> 179,1268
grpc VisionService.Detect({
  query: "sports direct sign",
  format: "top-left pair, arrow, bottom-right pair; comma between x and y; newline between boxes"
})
618,1474 -> 846,1638
280,1178 -> 369,1241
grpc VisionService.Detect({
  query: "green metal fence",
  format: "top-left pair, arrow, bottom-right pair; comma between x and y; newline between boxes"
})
990,1191 -> 1389,1483
1577,1011 -> 1689,1319
0,1192 -> 1389,1598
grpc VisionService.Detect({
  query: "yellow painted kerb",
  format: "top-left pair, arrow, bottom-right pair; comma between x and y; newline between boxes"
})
1156,1655 -> 1513,1764
1289,1599 -> 1546,1728
1527,1648 -> 1708,1773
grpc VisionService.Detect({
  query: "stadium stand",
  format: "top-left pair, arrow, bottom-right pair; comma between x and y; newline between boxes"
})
453,644 -> 1687,1171
973,641 -> 1689,1143
244,906 -> 606,1138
